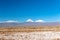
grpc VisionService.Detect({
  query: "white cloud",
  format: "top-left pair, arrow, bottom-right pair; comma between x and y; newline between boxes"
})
26,19 -> 34,22
35,19 -> 45,22
5,20 -> 18,23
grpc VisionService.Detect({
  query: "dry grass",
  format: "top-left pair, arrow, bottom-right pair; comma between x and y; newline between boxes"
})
0,26 -> 60,32
0,26 -> 60,34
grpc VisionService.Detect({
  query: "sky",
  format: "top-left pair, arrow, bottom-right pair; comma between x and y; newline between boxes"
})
0,0 -> 60,22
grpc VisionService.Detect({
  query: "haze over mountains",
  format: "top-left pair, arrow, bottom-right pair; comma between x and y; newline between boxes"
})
0,22 -> 60,27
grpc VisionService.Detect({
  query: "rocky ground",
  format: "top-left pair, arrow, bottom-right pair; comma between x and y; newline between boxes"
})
0,32 -> 60,40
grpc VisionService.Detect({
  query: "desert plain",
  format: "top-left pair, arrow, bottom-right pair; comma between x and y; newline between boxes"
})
0,26 -> 60,40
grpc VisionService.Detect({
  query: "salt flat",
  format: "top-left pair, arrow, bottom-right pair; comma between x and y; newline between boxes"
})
0,31 -> 60,40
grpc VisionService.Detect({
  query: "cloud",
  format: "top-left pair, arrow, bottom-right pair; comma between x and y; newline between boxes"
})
26,19 -> 34,22
35,19 -> 45,22
5,20 -> 18,23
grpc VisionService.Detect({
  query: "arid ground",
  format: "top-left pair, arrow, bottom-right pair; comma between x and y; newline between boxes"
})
0,26 -> 60,40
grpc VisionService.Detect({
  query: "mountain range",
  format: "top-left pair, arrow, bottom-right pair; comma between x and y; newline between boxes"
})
0,22 -> 60,27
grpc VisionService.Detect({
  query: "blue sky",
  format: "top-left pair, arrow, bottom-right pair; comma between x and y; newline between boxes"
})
0,0 -> 60,22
